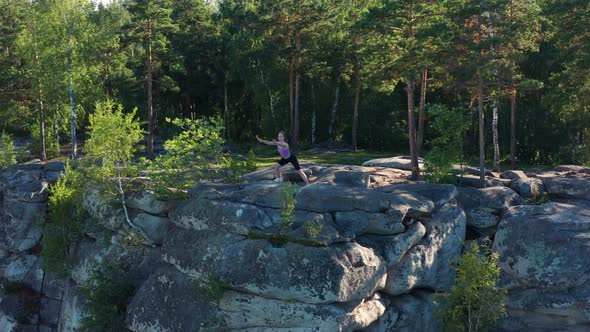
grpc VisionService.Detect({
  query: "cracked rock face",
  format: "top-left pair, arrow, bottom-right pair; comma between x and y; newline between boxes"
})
493,202 -> 590,329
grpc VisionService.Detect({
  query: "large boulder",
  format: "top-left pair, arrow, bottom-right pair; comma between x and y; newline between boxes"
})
542,176 -> 590,199
333,210 -> 405,238
383,204 -> 466,295
377,183 -> 458,208
219,291 -> 386,331
162,228 -> 386,304
509,177 -> 545,200
362,156 -> 424,171
295,183 -> 434,215
493,202 -> 590,329
356,221 -> 426,268
0,201 -> 46,252
456,186 -> 524,212
83,189 -> 172,244
126,267 -> 217,332
0,169 -> 49,203
369,291 -> 438,332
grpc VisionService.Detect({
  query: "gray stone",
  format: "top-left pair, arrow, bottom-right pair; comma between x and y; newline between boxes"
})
333,210 -> 405,238
466,207 -> 499,228
44,161 -> 66,172
129,212 -> 172,244
509,177 -> 545,200
41,272 -> 65,300
553,165 -> 589,173
295,183 -> 434,215
362,155 -> 425,171
542,176 -> 590,199
40,297 -> 61,326
383,204 -> 466,295
126,189 -> 175,215
0,201 -> 46,252
219,291 -> 386,331
454,174 -> 507,188
456,186 -> 524,212
162,228 -> 386,304
169,198 -> 270,234
377,183 -> 458,208
492,202 -> 590,328
126,267 -> 217,332
57,280 -> 84,332
333,170 -> 369,187
493,203 -> 590,291
501,170 -> 528,180
0,313 -> 17,332
1,169 -> 49,203
356,221 -> 426,268
373,291 -> 438,332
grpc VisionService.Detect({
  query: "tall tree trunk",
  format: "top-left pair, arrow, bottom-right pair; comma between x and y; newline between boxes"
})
478,69 -> 486,186
352,61 -> 361,152
510,88 -> 516,169
311,81 -> 317,145
288,39 -> 294,145
257,59 -> 276,128
224,74 -> 228,139
328,73 -> 342,140
417,67 -> 427,156
469,97 -> 476,157
406,82 -> 419,180
293,33 -> 301,153
67,31 -> 76,160
492,98 -> 500,172
34,47 -> 46,161
147,18 -> 155,160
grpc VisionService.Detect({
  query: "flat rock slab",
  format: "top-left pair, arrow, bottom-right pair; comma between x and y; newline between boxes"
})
456,186 -> 524,212
362,156 -> 424,171
377,183 -> 458,208
542,176 -> 590,199
219,291 -> 386,331
162,228 -> 386,304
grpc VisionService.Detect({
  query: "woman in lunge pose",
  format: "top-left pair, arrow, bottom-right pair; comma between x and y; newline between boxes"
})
256,132 -> 310,185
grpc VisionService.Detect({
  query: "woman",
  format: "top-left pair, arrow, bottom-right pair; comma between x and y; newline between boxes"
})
256,132 -> 310,185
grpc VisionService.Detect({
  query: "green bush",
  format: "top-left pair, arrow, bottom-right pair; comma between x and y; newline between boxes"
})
0,133 -> 17,168
424,104 -> 469,183
304,220 -> 323,239
279,183 -> 299,234
42,164 -> 85,278
80,260 -> 134,332
28,122 -> 60,159
436,241 -> 507,332
147,116 -> 225,198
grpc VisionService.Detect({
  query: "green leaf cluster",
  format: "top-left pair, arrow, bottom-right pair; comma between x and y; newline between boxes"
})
42,163 -> 86,278
278,182 -> 299,234
0,133 -> 16,168
436,241 -> 507,332
80,260 -> 134,332
424,104 -> 469,183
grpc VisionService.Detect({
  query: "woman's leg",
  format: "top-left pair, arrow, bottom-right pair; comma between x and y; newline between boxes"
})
274,163 -> 282,181
297,169 -> 310,185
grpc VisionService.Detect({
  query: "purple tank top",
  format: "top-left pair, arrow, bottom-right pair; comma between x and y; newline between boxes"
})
278,146 -> 290,158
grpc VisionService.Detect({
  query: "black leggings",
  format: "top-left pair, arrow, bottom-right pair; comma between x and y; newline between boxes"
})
278,154 -> 301,170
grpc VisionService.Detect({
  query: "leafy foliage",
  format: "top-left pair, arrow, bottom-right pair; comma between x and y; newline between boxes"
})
278,182 -> 299,234
147,116 -> 224,198
436,241 -> 507,332
304,220 -> 323,240
80,260 -> 134,332
424,104 -> 470,183
0,133 -> 17,168
42,164 -> 85,278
